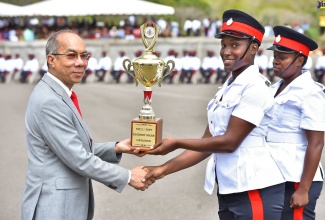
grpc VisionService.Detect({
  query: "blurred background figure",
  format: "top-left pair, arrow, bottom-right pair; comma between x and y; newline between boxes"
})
199,50 -> 219,84
39,61 -> 48,78
254,49 -> 268,75
1,55 -> 15,83
183,18 -> 192,36
129,50 -> 143,83
192,19 -> 201,36
302,52 -> 313,72
179,49 -> 190,83
82,52 -> 97,83
95,51 -> 112,82
266,56 -> 275,83
20,53 -> 39,83
0,54 -> 5,82
170,20 -> 179,37
314,48 -> 325,84
215,56 -> 227,84
111,50 -> 128,83
202,17 -> 210,37
12,54 -> 24,81
180,50 -> 201,84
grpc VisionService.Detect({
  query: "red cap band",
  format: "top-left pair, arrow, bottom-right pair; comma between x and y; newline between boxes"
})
221,21 -> 264,43
273,35 -> 310,56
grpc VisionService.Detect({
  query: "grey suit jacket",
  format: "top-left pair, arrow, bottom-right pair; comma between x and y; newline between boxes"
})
21,74 -> 129,220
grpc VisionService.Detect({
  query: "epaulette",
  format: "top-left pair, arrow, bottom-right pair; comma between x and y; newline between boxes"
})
265,79 -> 271,87
314,82 -> 325,93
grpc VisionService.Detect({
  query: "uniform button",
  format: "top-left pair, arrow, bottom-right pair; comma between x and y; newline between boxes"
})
210,121 -> 213,124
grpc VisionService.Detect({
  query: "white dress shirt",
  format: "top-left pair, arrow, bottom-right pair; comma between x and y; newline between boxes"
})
267,70 -> 325,182
204,64 -> 284,195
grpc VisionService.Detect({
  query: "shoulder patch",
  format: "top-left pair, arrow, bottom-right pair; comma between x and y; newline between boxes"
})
265,79 -> 271,87
314,82 -> 325,93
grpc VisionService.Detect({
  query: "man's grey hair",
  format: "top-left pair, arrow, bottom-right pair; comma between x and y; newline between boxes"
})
45,29 -> 74,55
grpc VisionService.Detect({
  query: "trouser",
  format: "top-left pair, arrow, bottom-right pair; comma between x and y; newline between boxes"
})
180,69 -> 195,83
218,183 -> 285,220
95,69 -> 107,81
20,71 -> 31,83
281,181 -> 323,220
200,67 -> 214,83
216,69 -> 228,83
111,70 -> 125,83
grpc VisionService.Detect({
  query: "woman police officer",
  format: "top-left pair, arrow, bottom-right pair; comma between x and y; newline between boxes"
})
143,10 -> 285,220
266,26 -> 325,220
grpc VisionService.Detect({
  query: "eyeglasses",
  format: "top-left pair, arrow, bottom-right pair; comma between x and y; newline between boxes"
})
51,52 -> 91,61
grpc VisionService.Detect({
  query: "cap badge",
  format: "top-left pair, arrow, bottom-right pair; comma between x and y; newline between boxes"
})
275,35 -> 281,43
226,18 -> 233,26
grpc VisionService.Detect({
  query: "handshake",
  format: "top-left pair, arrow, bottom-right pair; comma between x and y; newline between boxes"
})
128,165 -> 163,191
116,138 -> 176,191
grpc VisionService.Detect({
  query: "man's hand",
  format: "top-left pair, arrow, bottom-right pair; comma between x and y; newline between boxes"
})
115,139 -> 144,156
146,138 -> 178,155
129,166 -> 155,191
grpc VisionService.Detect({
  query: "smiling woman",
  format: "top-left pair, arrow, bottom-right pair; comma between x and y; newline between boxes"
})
142,9 -> 285,220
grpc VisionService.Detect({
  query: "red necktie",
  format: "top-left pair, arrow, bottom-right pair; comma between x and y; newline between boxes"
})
70,91 -> 82,117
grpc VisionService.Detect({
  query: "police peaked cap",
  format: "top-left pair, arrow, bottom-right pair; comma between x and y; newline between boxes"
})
267,26 -> 318,57
215,9 -> 265,45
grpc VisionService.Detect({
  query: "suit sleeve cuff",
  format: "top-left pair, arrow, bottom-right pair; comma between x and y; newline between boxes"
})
128,170 -> 131,183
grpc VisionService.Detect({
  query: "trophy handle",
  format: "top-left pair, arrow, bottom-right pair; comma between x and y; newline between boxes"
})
158,60 -> 175,86
122,59 -> 138,86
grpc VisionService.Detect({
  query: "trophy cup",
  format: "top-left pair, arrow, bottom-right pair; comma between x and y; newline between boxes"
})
123,22 -> 175,151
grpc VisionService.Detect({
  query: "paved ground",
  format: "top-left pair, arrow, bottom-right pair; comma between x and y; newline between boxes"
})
1,81 -> 324,220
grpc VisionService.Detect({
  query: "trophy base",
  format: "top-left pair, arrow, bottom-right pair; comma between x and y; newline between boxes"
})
131,117 -> 163,151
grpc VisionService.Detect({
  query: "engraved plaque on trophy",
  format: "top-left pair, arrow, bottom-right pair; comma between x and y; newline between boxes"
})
123,22 -> 175,151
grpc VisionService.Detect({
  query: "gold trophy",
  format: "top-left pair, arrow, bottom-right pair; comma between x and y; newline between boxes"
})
123,22 -> 175,151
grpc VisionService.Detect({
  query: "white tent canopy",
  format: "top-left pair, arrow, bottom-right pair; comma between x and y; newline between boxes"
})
21,0 -> 175,16
0,2 -> 24,17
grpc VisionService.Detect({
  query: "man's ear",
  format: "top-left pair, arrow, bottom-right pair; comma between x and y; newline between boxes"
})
47,54 -> 55,68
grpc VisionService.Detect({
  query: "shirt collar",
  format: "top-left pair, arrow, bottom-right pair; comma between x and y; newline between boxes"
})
271,70 -> 313,95
46,72 -> 72,97
227,64 -> 260,86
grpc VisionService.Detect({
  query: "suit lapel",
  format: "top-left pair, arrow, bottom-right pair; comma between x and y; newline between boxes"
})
42,74 -> 93,150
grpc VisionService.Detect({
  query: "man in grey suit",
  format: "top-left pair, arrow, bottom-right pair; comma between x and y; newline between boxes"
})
21,30 -> 153,220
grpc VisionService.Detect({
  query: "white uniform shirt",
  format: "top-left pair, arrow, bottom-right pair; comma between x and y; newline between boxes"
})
205,64 -> 284,195
201,56 -> 219,70
41,62 -> 48,71
13,57 -> 24,71
303,56 -> 313,70
315,55 -> 325,70
87,57 -> 97,72
0,57 -> 5,72
4,58 -> 15,72
254,54 -> 268,71
113,55 -> 128,71
22,58 -> 39,72
96,56 -> 112,71
181,55 -> 191,70
267,70 -> 325,182
187,56 -> 201,71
